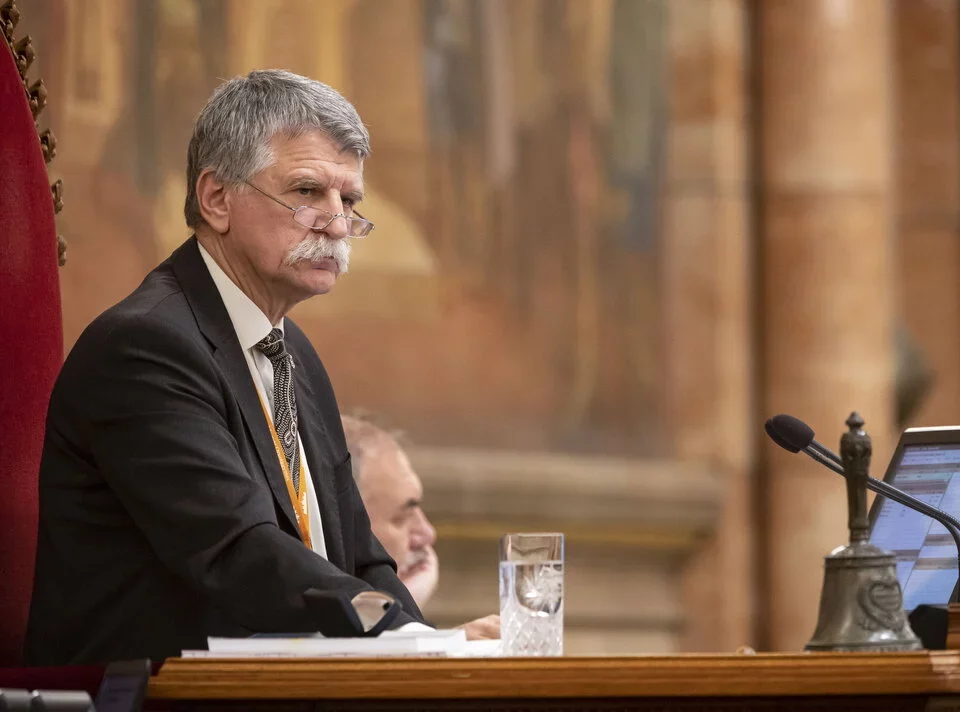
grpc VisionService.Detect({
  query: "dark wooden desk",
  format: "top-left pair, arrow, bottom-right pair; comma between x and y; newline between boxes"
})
148,651 -> 960,711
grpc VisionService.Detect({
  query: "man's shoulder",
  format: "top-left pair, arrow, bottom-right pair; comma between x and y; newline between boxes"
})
80,237 -> 214,346
68,256 -> 206,374
49,256 -> 215,426
89,262 -> 190,340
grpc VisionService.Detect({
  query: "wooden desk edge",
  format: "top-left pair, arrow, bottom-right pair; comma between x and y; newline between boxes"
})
148,652 -> 960,700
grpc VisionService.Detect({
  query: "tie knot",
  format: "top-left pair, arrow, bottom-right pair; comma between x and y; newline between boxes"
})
255,328 -> 287,361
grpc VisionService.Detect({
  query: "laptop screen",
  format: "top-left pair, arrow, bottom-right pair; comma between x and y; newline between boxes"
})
868,442 -> 960,611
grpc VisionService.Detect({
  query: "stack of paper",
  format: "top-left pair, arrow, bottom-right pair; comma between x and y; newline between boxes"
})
182,629 -> 469,658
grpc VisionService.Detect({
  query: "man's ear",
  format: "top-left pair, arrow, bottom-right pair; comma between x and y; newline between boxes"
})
196,169 -> 231,233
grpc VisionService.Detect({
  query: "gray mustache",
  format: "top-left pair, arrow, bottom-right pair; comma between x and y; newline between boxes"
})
284,236 -> 351,273
402,548 -> 430,573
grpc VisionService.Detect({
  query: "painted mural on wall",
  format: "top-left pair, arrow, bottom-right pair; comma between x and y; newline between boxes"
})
28,0 -> 667,455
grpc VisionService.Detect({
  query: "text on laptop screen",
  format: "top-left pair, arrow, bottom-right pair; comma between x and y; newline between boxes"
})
869,443 -> 960,610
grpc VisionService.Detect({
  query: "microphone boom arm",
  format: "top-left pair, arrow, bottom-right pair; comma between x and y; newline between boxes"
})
804,445 -> 960,605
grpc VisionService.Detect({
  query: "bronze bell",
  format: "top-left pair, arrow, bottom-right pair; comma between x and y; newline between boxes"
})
805,412 -> 922,652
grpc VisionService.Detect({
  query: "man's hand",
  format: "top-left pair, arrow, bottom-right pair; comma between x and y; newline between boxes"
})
459,614 -> 501,640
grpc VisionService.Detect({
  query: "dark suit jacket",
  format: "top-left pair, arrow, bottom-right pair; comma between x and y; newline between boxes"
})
24,238 -> 423,665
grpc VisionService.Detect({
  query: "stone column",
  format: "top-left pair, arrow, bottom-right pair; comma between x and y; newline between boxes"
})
894,0 -> 960,427
759,0 -> 896,650
662,0 -> 756,652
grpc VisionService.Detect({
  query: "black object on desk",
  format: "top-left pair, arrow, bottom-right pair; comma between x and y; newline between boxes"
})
94,659 -> 150,712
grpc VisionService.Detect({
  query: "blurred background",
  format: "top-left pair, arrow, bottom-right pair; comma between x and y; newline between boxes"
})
16,0 -> 960,655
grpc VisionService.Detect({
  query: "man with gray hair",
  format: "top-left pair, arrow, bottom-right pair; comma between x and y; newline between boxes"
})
342,415 -> 500,641
25,70 -> 430,665
342,416 -> 440,607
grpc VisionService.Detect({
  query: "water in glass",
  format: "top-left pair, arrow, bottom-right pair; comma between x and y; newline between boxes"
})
499,559 -> 564,656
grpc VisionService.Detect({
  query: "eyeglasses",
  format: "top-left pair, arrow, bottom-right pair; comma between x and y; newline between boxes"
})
243,181 -> 375,238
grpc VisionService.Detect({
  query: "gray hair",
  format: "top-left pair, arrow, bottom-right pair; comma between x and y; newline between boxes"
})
184,69 -> 371,229
341,412 -> 408,487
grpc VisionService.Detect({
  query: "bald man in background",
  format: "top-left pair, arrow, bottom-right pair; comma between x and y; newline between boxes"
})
342,415 -> 499,640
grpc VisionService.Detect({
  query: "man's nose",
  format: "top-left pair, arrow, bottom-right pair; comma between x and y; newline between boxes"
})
318,212 -> 349,240
412,509 -> 436,547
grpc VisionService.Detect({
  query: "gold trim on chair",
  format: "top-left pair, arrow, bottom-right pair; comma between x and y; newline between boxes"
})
1,0 -> 66,266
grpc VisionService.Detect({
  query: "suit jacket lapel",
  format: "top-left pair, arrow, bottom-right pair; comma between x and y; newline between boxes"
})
293,363 -> 346,569
169,238 -> 301,537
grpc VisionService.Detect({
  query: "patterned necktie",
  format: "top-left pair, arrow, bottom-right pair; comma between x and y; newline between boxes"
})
255,328 -> 301,494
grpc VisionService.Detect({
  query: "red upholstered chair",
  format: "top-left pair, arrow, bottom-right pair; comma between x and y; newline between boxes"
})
0,1 -> 65,666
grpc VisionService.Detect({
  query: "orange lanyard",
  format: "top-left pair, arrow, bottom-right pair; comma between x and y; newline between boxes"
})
256,393 -> 312,549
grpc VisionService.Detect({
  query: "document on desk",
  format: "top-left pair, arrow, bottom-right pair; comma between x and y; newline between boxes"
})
182,629 -> 469,658
458,639 -> 501,657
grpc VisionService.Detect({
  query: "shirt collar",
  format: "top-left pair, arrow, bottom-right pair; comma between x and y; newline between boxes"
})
197,241 -> 283,351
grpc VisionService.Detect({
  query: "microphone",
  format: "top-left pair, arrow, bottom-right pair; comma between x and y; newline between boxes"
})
766,414 -> 843,465
764,414 -> 960,607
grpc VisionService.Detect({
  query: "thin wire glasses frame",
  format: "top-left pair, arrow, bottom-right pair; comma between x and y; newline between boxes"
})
243,181 -> 375,237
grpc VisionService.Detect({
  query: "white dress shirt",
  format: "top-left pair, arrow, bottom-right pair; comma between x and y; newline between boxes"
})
198,243 -> 328,559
